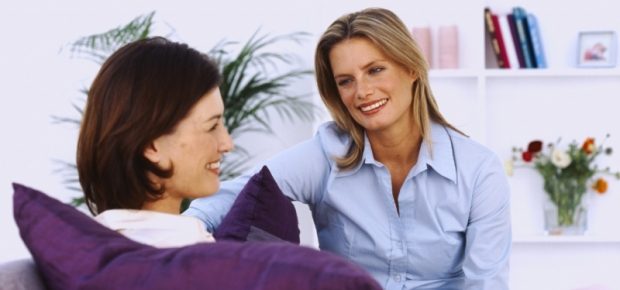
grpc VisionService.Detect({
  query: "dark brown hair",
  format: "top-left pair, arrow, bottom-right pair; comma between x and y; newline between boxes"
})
77,37 -> 221,215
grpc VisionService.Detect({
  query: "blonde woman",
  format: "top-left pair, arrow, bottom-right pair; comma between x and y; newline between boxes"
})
186,8 -> 510,289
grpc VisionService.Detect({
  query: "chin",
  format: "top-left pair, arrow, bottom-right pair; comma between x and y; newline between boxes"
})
358,120 -> 392,132
354,113 -> 392,130
205,180 -> 221,196
188,183 -> 220,199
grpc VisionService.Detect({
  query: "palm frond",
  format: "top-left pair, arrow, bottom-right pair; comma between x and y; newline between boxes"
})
51,100 -> 84,127
213,30 -> 320,180
69,11 -> 155,63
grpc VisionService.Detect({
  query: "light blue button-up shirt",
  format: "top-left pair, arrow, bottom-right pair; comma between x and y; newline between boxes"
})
185,121 -> 511,290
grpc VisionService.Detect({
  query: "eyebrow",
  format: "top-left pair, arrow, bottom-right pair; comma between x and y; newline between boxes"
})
203,114 -> 222,123
333,59 -> 387,79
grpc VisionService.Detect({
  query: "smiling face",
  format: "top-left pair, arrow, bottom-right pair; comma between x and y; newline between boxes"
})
144,87 -> 233,201
329,37 -> 417,134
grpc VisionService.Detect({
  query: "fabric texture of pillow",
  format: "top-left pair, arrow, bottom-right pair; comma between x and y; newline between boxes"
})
13,183 -> 381,290
214,166 -> 300,244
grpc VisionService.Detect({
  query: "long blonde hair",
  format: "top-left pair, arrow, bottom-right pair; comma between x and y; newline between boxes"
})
315,7 -> 462,170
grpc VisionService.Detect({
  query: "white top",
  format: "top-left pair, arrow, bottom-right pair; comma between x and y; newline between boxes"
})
96,209 -> 215,248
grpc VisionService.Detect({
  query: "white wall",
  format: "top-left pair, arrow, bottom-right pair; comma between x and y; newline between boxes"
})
2,1 -> 620,289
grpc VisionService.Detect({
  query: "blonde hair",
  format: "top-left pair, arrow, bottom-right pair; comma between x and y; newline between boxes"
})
315,7 -> 462,170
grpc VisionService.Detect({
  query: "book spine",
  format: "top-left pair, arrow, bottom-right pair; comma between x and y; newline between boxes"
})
521,13 -> 538,68
507,14 -> 525,68
498,15 -> 519,70
527,13 -> 547,68
513,7 -> 534,68
484,8 -> 506,68
491,14 -> 510,68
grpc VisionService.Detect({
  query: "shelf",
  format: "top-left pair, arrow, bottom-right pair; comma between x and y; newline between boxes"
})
429,68 -> 620,79
484,68 -> 620,78
513,235 -> 620,243
429,69 -> 480,78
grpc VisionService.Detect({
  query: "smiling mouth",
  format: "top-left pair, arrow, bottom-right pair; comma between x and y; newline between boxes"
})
359,99 -> 388,112
206,160 -> 221,170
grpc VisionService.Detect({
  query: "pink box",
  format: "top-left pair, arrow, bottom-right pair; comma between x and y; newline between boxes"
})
438,25 -> 459,69
411,27 -> 432,68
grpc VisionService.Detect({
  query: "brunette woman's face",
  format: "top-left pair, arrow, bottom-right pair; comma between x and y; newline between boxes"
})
144,87 -> 233,200
329,37 -> 417,134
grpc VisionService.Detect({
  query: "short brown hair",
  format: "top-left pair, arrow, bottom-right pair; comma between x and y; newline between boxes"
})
315,8 -> 461,170
77,37 -> 221,215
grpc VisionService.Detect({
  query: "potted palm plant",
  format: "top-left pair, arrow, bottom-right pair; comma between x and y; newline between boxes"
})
55,12 -> 318,207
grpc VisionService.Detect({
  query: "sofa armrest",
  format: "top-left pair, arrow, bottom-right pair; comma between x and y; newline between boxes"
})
0,259 -> 45,290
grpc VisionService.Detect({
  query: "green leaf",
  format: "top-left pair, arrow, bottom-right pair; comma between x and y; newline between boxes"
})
69,11 -> 156,63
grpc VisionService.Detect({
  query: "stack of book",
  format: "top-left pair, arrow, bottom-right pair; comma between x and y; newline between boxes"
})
485,7 -> 546,69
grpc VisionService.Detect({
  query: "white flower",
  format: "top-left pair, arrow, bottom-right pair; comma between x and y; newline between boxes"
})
504,159 -> 514,176
551,149 -> 572,169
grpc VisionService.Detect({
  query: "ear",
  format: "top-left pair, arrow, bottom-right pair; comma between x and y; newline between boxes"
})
143,141 -> 161,164
408,70 -> 418,86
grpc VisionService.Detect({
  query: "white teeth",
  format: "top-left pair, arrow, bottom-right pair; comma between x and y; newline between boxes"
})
206,161 -> 220,170
360,99 -> 387,112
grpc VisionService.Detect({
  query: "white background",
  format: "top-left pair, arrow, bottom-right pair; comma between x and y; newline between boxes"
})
1,1 -> 619,289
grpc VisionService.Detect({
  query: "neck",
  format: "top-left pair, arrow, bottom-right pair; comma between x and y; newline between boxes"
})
367,120 -> 422,167
141,195 -> 182,215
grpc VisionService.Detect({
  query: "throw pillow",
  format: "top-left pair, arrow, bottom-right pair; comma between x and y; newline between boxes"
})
214,166 -> 300,243
12,183 -> 381,290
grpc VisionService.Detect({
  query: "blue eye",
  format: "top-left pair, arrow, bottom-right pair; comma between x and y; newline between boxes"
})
369,67 -> 384,74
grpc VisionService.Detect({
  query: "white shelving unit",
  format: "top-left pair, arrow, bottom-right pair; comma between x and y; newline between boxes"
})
422,2 -> 620,288
514,235 -> 620,243
431,68 -> 620,78
430,65 -> 620,241
429,65 -> 620,290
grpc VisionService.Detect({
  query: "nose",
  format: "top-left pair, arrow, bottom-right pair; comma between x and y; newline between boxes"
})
218,127 -> 234,153
355,77 -> 373,99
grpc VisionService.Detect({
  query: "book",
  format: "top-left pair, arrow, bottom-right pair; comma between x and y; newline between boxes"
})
507,14 -> 526,68
484,8 -> 510,68
512,7 -> 536,68
491,14 -> 511,68
527,13 -> 547,68
498,15 -> 519,70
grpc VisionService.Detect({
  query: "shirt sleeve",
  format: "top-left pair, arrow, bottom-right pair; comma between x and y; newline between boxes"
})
463,154 -> 512,289
183,133 -> 331,233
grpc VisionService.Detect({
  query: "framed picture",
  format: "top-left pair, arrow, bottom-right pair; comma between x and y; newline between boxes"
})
577,31 -> 617,68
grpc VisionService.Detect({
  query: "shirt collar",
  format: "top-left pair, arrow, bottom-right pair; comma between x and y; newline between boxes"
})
337,122 -> 457,183
422,122 -> 457,183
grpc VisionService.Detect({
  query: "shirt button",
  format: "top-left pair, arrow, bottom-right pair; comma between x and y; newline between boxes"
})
393,274 -> 401,282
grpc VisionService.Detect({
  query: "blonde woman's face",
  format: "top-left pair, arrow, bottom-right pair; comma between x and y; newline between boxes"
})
329,37 -> 417,134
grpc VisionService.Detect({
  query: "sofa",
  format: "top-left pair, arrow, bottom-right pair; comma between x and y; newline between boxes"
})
0,259 -> 45,290
5,167 -> 381,290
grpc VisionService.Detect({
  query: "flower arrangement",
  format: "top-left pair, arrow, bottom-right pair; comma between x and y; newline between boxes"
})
507,136 -> 620,229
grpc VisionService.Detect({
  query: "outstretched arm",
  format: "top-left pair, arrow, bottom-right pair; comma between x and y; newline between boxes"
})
183,132 -> 331,233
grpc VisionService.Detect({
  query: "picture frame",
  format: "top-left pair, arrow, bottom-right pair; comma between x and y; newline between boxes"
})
577,31 -> 617,68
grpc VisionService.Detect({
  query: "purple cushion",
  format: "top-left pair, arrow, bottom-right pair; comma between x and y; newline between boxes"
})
214,166 -> 300,244
13,183 -> 381,290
